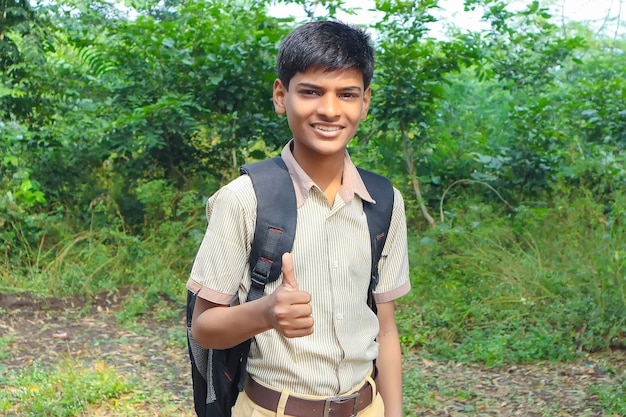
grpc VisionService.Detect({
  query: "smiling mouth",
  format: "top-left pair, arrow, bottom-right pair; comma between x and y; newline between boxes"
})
313,124 -> 342,131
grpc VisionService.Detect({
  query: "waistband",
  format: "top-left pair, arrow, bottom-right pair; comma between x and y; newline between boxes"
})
244,376 -> 374,417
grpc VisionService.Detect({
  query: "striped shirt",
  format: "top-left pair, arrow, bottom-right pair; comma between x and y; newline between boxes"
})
186,141 -> 411,396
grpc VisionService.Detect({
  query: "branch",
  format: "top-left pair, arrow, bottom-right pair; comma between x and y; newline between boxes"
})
439,179 -> 514,223
614,0 -> 623,42
594,0 -> 615,38
560,0 -> 566,38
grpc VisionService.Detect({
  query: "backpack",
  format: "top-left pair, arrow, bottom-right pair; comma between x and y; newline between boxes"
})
186,156 -> 394,417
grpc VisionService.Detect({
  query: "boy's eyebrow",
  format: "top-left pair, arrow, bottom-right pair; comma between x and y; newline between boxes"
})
296,82 -> 363,92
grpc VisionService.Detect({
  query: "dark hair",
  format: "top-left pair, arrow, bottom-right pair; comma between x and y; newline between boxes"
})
277,20 -> 374,90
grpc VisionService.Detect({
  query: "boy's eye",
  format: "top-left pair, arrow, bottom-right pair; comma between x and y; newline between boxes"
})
297,90 -> 359,99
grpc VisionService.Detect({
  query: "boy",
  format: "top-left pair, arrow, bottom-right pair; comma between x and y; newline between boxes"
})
187,20 -> 410,417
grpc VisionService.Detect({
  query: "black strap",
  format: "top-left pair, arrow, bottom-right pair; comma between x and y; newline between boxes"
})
358,168 -> 395,315
240,157 -> 297,302
236,157 -> 297,391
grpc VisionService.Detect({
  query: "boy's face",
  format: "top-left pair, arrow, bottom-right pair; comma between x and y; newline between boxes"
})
273,67 -> 370,158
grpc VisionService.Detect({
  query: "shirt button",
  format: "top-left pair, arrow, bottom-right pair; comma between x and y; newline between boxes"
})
333,261 -> 338,268
336,313 -> 344,320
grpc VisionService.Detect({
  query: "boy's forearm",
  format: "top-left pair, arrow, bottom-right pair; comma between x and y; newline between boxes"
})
191,297 -> 272,349
377,336 -> 403,417
191,256 -> 314,349
376,302 -> 404,417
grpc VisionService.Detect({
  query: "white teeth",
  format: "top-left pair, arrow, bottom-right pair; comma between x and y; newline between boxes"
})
314,125 -> 341,131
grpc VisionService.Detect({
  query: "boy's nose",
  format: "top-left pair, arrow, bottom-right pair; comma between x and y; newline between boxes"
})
317,94 -> 341,119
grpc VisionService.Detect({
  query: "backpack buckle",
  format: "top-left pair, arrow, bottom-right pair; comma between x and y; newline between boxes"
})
250,260 -> 272,287
323,392 -> 359,417
250,274 -> 268,288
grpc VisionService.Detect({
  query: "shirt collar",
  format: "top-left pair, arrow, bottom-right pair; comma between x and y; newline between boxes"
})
280,139 -> 375,208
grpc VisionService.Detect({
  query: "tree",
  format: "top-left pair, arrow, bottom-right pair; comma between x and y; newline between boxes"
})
464,0 -> 586,202
362,0 -> 482,227
3,0 -> 291,232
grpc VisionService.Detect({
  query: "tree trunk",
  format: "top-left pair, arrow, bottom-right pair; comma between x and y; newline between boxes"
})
401,129 -> 436,228
1,0 -> 7,41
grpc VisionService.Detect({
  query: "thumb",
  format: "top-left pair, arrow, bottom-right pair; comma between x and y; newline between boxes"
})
281,252 -> 298,290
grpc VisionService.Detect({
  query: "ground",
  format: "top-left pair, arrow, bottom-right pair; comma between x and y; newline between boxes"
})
1,289 -> 624,417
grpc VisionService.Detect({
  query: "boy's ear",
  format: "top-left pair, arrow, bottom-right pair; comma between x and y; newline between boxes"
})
360,87 -> 372,121
273,79 -> 287,114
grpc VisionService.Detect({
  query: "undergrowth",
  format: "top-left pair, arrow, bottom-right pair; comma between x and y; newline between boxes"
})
0,188 -> 206,320
2,184 -> 625,366
397,190 -> 626,365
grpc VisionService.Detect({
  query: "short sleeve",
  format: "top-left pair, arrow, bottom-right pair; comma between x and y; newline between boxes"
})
186,176 -> 256,305
373,187 -> 411,303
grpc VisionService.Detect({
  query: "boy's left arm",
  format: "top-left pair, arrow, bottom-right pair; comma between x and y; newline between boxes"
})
376,300 -> 403,417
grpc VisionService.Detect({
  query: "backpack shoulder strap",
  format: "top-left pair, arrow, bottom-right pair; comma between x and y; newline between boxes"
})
186,157 -> 298,415
240,157 -> 297,302
358,168 -> 395,314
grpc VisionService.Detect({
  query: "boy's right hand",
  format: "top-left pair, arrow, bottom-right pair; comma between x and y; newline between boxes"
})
266,252 -> 314,338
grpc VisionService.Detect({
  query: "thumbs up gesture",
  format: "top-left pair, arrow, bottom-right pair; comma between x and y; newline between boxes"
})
280,252 -> 299,290
266,253 -> 314,338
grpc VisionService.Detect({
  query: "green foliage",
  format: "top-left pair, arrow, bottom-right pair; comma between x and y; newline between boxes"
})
1,0 -> 290,239
2,0 -> 626,373
449,1 -> 588,203
0,118 -> 49,258
477,0 -> 583,90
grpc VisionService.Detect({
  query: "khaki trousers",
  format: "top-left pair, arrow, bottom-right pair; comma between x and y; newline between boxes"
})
232,374 -> 384,417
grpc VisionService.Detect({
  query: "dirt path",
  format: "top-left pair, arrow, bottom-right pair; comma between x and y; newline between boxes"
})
0,290 -> 194,416
1,290 -> 624,416
402,350 -> 625,416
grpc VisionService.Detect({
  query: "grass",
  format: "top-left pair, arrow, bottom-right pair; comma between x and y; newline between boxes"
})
0,356 -> 192,417
590,379 -> 626,415
3,191 -> 625,359
0,357 -> 132,416
0,216 -> 202,315
0,335 -> 11,363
